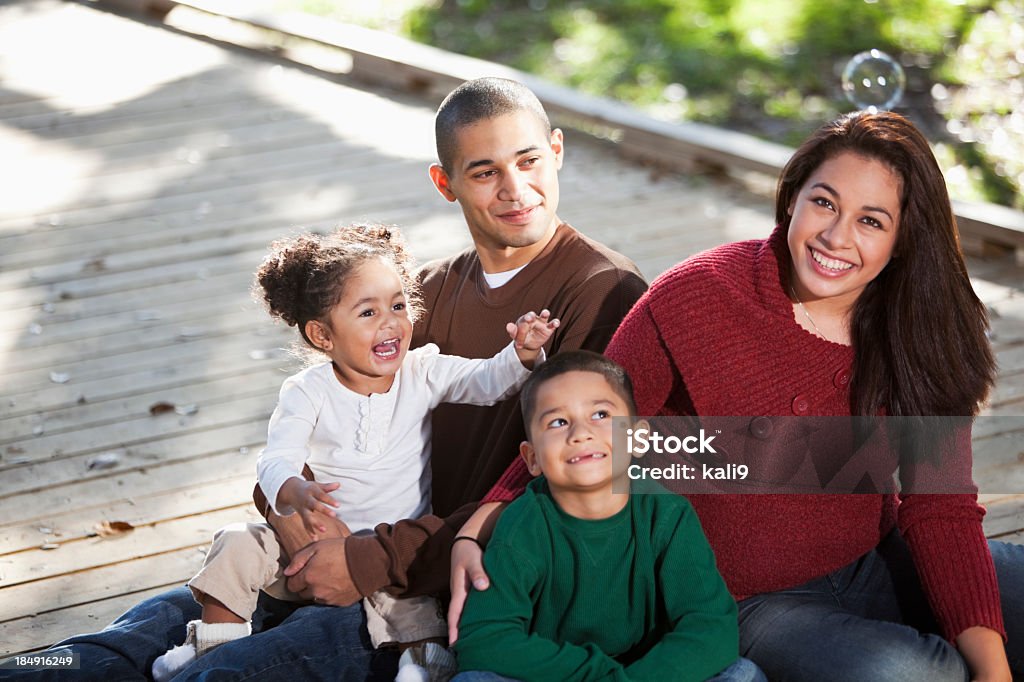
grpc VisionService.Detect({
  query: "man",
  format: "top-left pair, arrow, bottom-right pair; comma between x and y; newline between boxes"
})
2,78 -> 646,681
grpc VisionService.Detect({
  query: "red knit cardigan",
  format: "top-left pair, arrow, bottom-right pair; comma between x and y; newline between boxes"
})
485,227 -> 1004,642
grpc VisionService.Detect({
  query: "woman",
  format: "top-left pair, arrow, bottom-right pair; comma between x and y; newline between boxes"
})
467,111 -> 1022,681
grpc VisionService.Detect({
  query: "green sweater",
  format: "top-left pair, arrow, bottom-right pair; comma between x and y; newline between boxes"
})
454,478 -> 738,681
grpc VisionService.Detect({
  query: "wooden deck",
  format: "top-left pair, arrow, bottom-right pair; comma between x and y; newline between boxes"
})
0,0 -> 1022,656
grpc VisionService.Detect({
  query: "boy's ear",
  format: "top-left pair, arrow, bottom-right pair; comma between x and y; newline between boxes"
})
519,441 -> 542,477
629,419 -> 651,460
550,128 -> 565,170
304,320 -> 332,352
428,164 -> 457,203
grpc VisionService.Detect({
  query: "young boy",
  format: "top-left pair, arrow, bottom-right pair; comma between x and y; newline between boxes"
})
453,350 -> 764,682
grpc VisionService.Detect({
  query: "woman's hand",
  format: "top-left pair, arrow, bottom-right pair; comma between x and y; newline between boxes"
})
957,626 -> 1011,682
447,501 -> 507,643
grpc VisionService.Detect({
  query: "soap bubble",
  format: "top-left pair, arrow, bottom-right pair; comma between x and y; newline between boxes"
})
841,49 -> 906,111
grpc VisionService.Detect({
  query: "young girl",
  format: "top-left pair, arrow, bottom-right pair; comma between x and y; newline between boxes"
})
153,224 -> 558,682
465,111 -> 1023,681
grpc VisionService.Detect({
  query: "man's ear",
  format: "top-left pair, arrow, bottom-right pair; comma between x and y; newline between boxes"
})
520,441 -> 542,477
550,128 -> 564,170
428,163 -> 457,203
304,320 -> 332,352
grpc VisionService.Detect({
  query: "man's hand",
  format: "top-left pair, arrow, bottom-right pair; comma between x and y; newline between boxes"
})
267,507 -> 350,559
283,537 -> 362,607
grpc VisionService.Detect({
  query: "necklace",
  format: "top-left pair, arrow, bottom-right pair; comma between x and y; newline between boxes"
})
790,285 -> 825,340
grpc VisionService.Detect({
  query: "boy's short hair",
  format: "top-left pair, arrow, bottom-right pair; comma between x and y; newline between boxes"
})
434,77 -> 552,173
520,350 -> 638,436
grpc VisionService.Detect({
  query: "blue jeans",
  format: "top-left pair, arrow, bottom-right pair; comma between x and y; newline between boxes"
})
452,657 -> 766,681
737,533 -> 1024,682
0,586 -> 397,681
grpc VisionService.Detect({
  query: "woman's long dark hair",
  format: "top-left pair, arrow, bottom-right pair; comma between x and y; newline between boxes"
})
775,111 -> 996,417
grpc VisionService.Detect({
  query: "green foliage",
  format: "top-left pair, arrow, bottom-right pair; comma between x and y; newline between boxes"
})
403,0 -> 975,129
399,0 -> 1022,207
270,0 -> 1022,206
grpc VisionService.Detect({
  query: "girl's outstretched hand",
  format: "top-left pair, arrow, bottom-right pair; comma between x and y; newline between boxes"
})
507,309 -> 559,369
277,477 -> 341,539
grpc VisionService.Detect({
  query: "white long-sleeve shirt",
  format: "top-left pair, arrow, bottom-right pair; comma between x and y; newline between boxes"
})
257,341 -> 533,532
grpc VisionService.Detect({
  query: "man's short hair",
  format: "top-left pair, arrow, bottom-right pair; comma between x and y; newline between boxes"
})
520,350 -> 638,437
435,77 -> 551,172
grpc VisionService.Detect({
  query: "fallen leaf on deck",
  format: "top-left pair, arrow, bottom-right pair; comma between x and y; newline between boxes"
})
94,521 -> 134,537
149,401 -> 175,415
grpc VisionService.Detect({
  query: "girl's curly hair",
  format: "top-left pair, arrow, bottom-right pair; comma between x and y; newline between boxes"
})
254,223 -> 423,353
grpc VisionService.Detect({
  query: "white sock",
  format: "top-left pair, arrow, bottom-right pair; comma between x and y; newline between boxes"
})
395,661 -> 430,682
151,619 -> 251,681
192,620 -> 251,656
152,642 -> 196,682
396,642 -> 457,682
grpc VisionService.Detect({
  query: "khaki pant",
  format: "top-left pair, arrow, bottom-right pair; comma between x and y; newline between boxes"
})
189,522 -> 446,647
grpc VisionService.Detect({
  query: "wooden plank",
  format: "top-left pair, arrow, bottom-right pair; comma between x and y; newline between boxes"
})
0,59 -> 247,118
1,465 -> 256,547
0,310 -> 273,371
3,88 -> 280,136
0,326 -> 293,393
982,495 -> 1024,538
975,465 -> 1024,499
0,391 -> 277,465
0,147 -> 417,234
0,585 -> 182,657
0,144 -> 641,265
0,420 -> 268,497
1,507 -> 255,587
2,349 -> 293,418
0,140 -> 394,230
0,270 -> 253,334
0,548 -> 206,623
0,291 -> 259,349
0,366 -> 283,441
